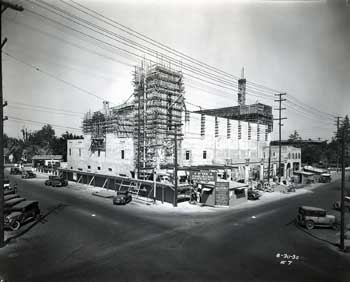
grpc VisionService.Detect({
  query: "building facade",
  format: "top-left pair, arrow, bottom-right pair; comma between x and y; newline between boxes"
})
67,63 -> 274,183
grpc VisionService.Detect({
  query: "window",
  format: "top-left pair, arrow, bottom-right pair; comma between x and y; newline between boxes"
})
288,153 -> 291,159
273,152 -> 275,157
203,151 -> 207,159
185,151 -> 190,160
257,125 -> 260,141
215,117 -> 219,137
238,121 -> 242,140
79,148 -> 81,157
69,148 -> 71,156
97,166 -> 101,170
248,123 -> 251,140
227,119 -> 231,139
292,153 -> 295,159
98,150 -> 101,157
87,165 -> 91,169
78,168 -> 82,171
200,114 -> 205,137
121,150 -> 125,159
70,166 -> 73,169
298,153 -> 301,159
108,168 -> 112,172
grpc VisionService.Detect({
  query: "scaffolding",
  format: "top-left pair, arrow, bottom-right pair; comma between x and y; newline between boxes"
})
133,63 -> 185,174
82,102 -> 134,152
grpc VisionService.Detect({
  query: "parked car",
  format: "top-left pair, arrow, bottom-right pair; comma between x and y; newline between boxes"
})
333,196 -> 350,212
248,189 -> 261,200
10,167 -> 22,175
4,194 -> 20,201
4,200 -> 40,231
113,190 -> 132,205
45,176 -> 68,187
22,170 -> 36,179
297,206 -> 337,230
4,197 -> 26,214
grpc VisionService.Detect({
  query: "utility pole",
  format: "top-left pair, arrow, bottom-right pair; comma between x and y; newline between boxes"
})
340,120 -> 346,251
274,93 -> 287,183
169,123 -> 182,207
267,143 -> 271,184
0,0 -> 24,247
335,116 -> 341,174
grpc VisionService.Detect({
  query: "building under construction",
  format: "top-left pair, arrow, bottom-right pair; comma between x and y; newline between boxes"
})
67,62 -> 274,182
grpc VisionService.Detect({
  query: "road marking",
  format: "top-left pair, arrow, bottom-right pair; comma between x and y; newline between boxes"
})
91,214 -> 96,217
252,216 -> 257,219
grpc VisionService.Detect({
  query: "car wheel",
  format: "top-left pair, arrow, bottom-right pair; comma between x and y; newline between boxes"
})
305,220 -> 315,230
334,202 -> 340,209
11,220 -> 21,231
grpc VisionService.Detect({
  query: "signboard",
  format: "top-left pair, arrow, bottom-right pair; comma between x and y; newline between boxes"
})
215,181 -> 229,206
190,170 -> 217,183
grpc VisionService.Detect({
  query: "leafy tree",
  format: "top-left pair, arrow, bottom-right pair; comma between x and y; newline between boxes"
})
288,130 -> 301,142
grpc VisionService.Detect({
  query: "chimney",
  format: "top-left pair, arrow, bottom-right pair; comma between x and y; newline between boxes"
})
102,101 -> 110,116
237,66 -> 246,106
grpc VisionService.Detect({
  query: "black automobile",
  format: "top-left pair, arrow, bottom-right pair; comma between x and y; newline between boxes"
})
45,176 -> 68,187
4,197 -> 26,214
10,167 -> 22,175
248,189 -> 261,200
22,170 -> 36,179
5,200 -> 40,231
113,190 -> 132,205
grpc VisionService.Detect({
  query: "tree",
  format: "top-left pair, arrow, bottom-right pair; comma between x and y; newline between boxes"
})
288,130 -> 301,142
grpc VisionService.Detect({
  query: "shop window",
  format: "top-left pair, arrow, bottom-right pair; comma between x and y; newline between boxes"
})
185,151 -> 190,160
121,150 -> 125,159
203,151 -> 207,159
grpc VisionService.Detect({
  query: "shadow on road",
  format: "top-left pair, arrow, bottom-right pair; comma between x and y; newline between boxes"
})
5,203 -> 69,245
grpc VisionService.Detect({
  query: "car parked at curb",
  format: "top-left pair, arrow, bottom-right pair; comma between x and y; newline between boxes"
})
333,196 -> 350,212
4,200 -> 40,231
248,189 -> 261,200
45,176 -> 68,187
10,167 -> 22,175
22,170 -> 36,179
297,206 -> 337,230
113,190 -> 132,205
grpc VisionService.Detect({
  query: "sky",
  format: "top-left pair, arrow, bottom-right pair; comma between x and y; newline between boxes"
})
2,0 -> 350,141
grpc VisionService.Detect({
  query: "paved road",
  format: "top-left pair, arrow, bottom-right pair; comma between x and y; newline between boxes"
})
0,172 -> 349,282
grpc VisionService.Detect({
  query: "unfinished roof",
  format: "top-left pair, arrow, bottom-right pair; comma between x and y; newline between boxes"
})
194,103 -> 273,130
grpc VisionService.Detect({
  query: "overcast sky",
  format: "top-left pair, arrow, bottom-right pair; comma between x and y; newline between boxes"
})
3,0 -> 349,141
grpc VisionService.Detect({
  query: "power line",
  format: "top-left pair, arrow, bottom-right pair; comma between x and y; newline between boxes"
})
7,116 -> 82,131
3,51 -> 115,103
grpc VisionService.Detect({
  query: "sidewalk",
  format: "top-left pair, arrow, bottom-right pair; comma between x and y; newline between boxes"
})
31,170 -> 342,215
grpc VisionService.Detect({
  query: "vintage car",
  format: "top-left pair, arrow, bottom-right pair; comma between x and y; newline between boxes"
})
113,190 -> 132,205
248,189 -> 261,200
297,206 -> 337,230
22,170 -> 36,179
333,196 -> 350,212
45,176 -> 68,187
10,167 -> 22,175
4,197 -> 26,214
5,200 -> 40,231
